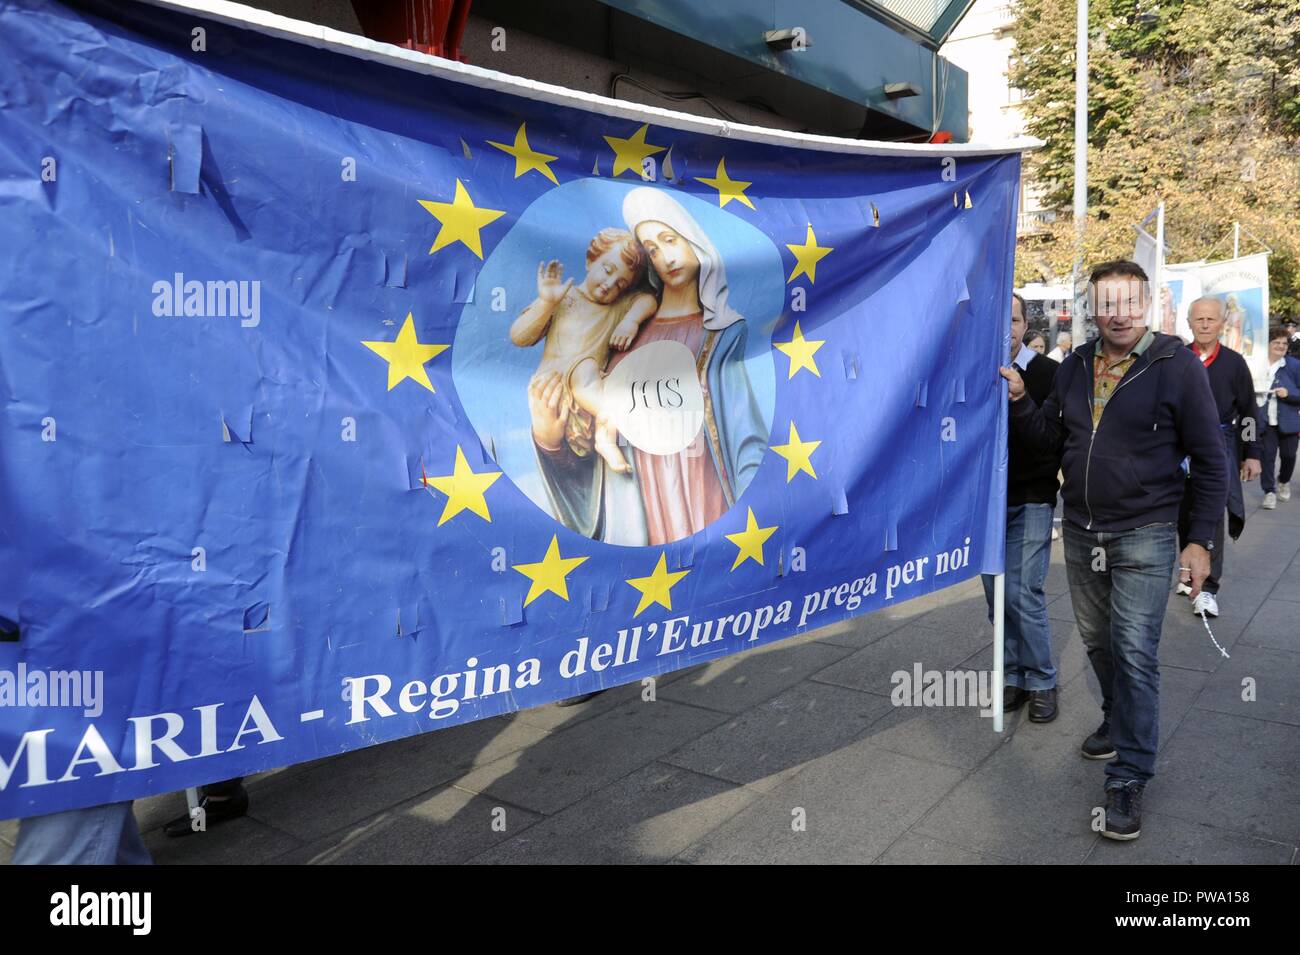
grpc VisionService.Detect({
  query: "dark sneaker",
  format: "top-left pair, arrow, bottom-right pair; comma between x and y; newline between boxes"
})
1101,780 -> 1145,840
1027,687 -> 1058,723
163,784 -> 249,838
1003,686 -> 1029,711
1081,720 -> 1116,760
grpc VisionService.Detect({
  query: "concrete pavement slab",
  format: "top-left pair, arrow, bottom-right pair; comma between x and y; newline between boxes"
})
452,698 -> 730,816
1084,811 -> 1295,864
277,785 -> 543,864
662,680 -> 895,792
468,763 -> 756,864
912,702 -> 1116,863
875,831 -> 1015,864
677,746 -> 965,865
1192,644 -> 1300,727
242,712 -> 549,841
656,637 -> 854,714
143,816 -> 303,865
809,624 -> 991,697
1238,599 -> 1300,652
1152,709 -> 1300,845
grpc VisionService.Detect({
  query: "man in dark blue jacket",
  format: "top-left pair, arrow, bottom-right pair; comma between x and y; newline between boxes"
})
1175,297 -> 1261,618
1000,261 -> 1227,842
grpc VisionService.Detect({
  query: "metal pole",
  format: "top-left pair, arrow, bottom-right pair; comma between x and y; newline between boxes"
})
1154,201 -> 1164,329
993,572 -> 1005,733
1071,0 -> 1089,346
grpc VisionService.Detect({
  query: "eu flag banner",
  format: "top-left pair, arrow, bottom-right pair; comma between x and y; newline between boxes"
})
0,0 -> 1027,818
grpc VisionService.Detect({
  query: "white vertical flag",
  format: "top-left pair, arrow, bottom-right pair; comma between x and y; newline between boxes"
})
1133,203 -> 1170,333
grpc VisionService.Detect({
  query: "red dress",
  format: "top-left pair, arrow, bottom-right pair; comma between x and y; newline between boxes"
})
605,311 -> 726,544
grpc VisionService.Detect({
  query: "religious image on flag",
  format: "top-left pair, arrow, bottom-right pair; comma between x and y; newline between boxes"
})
0,0 -> 1032,818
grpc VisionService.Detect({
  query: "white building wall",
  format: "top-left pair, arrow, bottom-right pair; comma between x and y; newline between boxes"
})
941,1 -> 1053,236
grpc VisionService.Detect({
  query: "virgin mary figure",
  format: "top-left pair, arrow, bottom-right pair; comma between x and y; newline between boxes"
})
528,187 -> 768,545
1224,294 -> 1246,354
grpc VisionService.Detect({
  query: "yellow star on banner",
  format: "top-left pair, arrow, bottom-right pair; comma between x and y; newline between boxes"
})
695,157 -> 754,209
725,508 -> 778,570
770,422 -> 822,481
774,320 -> 825,379
625,552 -> 689,617
417,179 -> 506,258
361,313 -> 449,391
786,224 -> 833,284
425,446 -> 502,526
512,535 -> 588,606
487,123 -> 559,184
603,124 -> 666,178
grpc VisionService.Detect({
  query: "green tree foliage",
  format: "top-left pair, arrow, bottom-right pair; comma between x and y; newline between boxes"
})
1010,0 -> 1300,316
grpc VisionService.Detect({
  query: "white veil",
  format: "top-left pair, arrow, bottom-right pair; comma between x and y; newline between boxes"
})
621,187 -> 744,331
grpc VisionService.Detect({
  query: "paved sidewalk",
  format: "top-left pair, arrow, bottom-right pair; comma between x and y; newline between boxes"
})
4,487 -> 1298,864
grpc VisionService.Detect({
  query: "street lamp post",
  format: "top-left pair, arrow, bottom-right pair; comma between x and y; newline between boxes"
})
1072,0 -> 1088,344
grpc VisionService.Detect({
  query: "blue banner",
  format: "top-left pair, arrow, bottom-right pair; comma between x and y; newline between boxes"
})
0,0 -> 1018,817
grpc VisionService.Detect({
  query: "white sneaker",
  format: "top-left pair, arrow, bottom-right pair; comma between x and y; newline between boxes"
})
1263,492 -> 1277,509
1279,483 -> 1292,502
1175,581 -> 1193,596
1192,592 -> 1219,617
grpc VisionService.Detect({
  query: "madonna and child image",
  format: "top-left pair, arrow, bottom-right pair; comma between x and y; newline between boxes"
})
452,181 -> 782,545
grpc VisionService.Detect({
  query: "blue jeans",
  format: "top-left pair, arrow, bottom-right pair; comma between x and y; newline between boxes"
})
1062,521 -> 1178,784
983,503 -> 1056,690
11,801 -> 152,865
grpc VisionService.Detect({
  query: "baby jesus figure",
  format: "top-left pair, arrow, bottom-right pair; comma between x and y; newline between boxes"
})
510,228 -> 656,474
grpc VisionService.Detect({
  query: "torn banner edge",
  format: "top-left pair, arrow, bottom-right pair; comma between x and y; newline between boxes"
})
130,0 -> 1042,160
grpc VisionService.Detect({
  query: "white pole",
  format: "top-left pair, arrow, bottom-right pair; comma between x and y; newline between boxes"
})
1071,0 -> 1089,347
993,572 -> 1005,733
1154,201 -> 1164,328
1233,220 -> 1240,259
